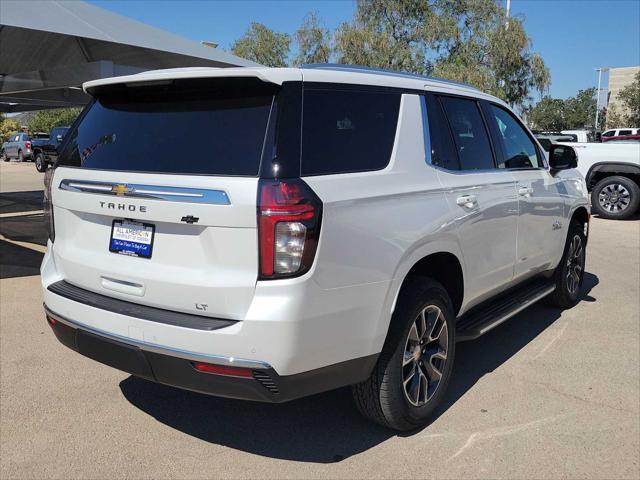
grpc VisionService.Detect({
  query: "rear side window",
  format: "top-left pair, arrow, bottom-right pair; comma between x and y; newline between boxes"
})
440,97 -> 495,170
57,79 -> 274,176
301,88 -> 400,176
489,105 -> 540,169
618,130 -> 632,136
425,95 -> 459,170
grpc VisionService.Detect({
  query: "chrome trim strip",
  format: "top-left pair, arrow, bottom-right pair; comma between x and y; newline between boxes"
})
476,285 -> 556,335
59,180 -> 230,205
44,305 -> 271,370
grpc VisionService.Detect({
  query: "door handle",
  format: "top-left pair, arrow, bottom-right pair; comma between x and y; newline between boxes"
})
518,185 -> 533,197
456,194 -> 478,208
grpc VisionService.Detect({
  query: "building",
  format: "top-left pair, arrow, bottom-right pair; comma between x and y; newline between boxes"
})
607,66 -> 640,120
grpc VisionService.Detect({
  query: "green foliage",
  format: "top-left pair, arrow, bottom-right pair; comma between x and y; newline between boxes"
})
615,71 -> 640,126
231,22 -> 291,67
293,13 -> 331,65
0,116 -> 20,142
604,104 -> 624,129
228,0 -> 549,107
27,108 -> 82,135
527,88 -> 597,131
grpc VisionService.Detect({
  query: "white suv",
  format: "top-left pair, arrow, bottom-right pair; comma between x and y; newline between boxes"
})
41,65 -> 589,430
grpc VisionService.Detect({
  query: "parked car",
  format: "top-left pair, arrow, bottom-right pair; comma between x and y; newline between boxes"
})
42,65 -> 589,431
560,141 -> 640,219
1,132 -> 32,162
534,133 -> 576,151
601,128 -> 639,139
602,134 -> 640,143
561,129 -> 597,143
32,126 -> 70,172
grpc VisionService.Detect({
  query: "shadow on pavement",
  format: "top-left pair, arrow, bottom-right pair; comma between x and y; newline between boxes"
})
0,213 -> 48,246
0,239 -> 44,279
0,190 -> 44,214
120,273 -> 599,463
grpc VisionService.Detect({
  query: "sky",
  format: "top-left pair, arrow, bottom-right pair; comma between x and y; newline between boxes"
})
88,0 -> 640,101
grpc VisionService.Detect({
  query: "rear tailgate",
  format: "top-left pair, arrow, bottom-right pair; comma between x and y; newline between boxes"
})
48,77 -> 277,320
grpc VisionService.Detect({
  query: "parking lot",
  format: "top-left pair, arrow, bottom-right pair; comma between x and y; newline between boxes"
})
0,159 -> 638,479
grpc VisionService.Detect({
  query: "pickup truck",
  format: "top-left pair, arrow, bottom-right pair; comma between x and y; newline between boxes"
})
32,126 -> 69,172
561,141 -> 640,219
1,132 -> 33,162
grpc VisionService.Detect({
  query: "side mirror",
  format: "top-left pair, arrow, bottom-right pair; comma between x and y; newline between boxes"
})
56,134 -> 63,142
549,144 -> 577,170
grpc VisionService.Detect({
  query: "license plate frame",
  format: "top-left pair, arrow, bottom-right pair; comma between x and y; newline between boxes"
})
109,219 -> 155,259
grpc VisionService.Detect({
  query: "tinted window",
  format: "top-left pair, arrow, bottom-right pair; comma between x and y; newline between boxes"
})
489,105 -> 540,169
618,130 -> 632,136
58,79 -> 274,175
425,95 -> 459,170
440,97 -> 494,170
602,130 -> 615,137
301,88 -> 400,175
537,138 -> 552,152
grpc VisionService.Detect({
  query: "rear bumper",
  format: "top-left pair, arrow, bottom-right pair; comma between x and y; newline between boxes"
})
45,306 -> 377,403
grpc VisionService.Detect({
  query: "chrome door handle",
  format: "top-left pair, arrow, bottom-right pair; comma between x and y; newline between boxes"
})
518,185 -> 533,196
456,194 -> 478,208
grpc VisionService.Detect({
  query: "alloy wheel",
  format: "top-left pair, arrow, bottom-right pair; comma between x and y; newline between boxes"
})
402,305 -> 448,407
566,234 -> 584,295
598,183 -> 631,213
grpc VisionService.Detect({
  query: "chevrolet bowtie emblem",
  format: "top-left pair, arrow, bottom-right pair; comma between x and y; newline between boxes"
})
111,184 -> 132,196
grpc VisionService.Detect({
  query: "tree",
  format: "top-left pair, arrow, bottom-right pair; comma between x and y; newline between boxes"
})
27,108 -> 82,134
231,22 -> 290,67
293,13 -> 331,65
527,88 -> 597,131
615,71 -> 640,126
563,88 -> 597,129
604,104 -> 624,129
334,0 -> 455,75
527,96 -> 565,131
0,115 -> 20,142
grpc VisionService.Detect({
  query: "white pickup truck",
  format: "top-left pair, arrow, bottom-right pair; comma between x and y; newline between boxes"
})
561,142 -> 640,219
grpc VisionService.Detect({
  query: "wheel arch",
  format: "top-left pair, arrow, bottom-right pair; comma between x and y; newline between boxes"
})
586,162 -> 640,190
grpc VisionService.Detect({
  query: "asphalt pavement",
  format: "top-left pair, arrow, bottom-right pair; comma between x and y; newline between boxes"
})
1,160 -> 638,479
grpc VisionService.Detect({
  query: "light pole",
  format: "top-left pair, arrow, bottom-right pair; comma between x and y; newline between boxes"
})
506,0 -> 511,29
594,67 -> 609,130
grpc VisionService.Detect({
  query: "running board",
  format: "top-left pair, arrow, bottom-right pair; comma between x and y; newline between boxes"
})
456,279 -> 555,341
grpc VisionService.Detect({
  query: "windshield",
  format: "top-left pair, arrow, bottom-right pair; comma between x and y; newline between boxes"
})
57,78 -> 275,176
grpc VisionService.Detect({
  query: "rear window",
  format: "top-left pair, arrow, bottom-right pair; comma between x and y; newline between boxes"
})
58,78 -> 275,176
301,88 -> 401,176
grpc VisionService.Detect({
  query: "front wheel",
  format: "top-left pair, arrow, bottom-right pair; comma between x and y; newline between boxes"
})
352,278 -> 456,431
591,176 -> 639,220
547,220 -> 586,309
35,154 -> 47,172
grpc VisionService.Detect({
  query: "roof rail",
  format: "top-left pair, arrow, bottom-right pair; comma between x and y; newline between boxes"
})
301,63 -> 480,91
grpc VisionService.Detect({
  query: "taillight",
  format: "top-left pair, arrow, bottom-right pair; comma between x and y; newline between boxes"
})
43,168 -> 55,243
191,362 -> 253,378
25,141 -> 31,149
257,179 -> 322,279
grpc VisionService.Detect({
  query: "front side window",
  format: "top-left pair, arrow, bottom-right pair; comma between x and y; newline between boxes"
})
602,130 -> 615,137
618,130 -> 632,136
489,105 -> 540,169
440,96 -> 495,170
301,88 -> 401,176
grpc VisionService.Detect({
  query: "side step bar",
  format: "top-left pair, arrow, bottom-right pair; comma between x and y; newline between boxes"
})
456,279 -> 555,341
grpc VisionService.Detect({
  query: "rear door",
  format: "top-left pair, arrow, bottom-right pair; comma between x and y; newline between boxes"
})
50,77 -> 278,320
429,94 -> 518,305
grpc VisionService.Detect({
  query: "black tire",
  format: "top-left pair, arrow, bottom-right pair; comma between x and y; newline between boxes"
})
17,150 -> 24,162
352,278 -> 456,431
591,175 -> 640,220
35,153 -> 47,172
1,150 -> 7,162
547,220 -> 586,309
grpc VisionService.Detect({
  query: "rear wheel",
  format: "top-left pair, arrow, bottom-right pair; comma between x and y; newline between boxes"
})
35,153 -> 47,172
1,150 -> 7,162
352,278 -> 456,431
591,175 -> 639,220
547,220 -> 586,309
17,150 -> 24,162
